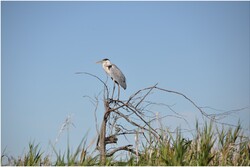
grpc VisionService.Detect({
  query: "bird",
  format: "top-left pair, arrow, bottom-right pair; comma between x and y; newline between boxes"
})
96,58 -> 126,100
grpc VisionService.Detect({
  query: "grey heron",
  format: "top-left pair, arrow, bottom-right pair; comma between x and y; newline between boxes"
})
96,58 -> 126,100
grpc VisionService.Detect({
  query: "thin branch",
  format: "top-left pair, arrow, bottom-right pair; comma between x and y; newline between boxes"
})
200,106 -> 249,118
120,101 -> 161,138
94,96 -> 100,136
147,114 -> 189,127
75,72 -> 109,98
143,101 -> 182,117
83,95 -> 100,145
135,83 -> 158,108
112,110 -> 160,142
116,131 -> 144,136
155,86 -> 210,118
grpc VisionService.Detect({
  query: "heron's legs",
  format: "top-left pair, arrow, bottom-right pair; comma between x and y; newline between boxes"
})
117,84 -> 120,101
111,81 -> 116,100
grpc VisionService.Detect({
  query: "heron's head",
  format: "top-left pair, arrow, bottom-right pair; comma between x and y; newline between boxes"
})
96,58 -> 111,67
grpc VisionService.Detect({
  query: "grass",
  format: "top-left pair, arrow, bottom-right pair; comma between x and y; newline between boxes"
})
2,121 -> 250,166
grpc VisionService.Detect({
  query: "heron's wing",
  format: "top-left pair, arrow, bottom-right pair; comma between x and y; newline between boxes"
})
110,64 -> 127,90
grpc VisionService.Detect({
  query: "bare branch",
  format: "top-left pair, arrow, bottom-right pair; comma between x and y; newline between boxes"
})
119,101 -> 161,138
94,97 -> 100,136
135,83 -> 158,108
106,145 -> 139,157
75,72 -> 109,98
154,86 -> 210,118
200,106 -> 249,119
112,109 -> 160,142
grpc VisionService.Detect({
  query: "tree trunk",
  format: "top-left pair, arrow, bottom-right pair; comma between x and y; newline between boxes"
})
99,99 -> 110,165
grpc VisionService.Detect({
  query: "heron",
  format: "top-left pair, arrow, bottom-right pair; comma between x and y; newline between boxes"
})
96,58 -> 127,100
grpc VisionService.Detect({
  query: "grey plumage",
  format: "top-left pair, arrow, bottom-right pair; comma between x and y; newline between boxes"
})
109,64 -> 126,90
96,58 -> 127,99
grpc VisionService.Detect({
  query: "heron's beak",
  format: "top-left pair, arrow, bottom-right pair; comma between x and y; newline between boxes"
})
96,60 -> 102,64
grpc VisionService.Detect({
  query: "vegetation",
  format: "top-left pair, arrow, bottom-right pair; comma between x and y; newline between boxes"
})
2,121 -> 249,166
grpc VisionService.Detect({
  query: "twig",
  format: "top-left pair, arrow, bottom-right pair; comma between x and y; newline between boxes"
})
75,72 -> 109,98
135,83 -> 158,108
112,110 -> 160,142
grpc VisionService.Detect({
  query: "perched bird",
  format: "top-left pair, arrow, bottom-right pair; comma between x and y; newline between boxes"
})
96,58 -> 126,100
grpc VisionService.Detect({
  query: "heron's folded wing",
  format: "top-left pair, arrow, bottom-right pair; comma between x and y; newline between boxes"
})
110,64 -> 127,90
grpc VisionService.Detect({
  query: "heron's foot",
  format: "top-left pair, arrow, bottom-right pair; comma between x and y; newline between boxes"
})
107,98 -> 114,103
113,99 -> 118,104
108,98 -> 118,104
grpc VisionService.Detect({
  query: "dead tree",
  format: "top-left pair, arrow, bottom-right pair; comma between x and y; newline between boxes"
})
78,72 -> 247,165
85,75 -> 190,164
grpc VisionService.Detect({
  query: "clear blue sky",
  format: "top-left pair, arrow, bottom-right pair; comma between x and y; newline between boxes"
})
1,1 -> 249,159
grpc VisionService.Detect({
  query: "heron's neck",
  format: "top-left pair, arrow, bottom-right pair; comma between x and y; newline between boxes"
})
103,64 -> 112,74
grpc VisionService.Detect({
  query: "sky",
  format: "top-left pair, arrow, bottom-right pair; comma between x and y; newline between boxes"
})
1,1 -> 250,161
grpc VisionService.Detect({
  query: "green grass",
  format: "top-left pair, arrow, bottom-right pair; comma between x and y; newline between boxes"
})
2,121 -> 250,166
